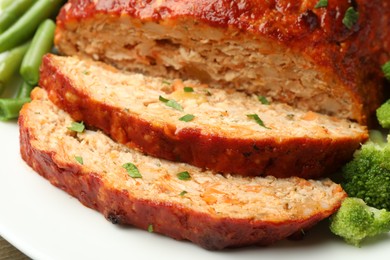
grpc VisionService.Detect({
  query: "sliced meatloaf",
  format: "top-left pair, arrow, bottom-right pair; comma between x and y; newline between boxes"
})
39,54 -> 368,179
54,0 -> 387,125
381,1 -> 390,64
19,87 -> 347,249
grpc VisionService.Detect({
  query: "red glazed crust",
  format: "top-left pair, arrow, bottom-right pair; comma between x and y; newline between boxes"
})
381,2 -> 390,66
18,89 -> 347,249
39,54 -> 368,179
55,0 -> 388,125
18,138 -> 332,249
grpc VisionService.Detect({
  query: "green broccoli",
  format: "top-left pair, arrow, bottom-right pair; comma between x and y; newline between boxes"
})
382,61 -> 390,81
330,198 -> 390,246
342,140 -> 390,211
376,100 -> 390,128
331,63 -> 390,246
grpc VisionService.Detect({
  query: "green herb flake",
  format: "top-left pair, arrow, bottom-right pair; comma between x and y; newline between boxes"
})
161,80 -> 171,85
167,100 -> 183,111
75,156 -> 83,165
183,87 -> 194,92
286,114 -> 295,120
148,224 -> 154,233
314,0 -> 328,8
68,121 -> 85,133
179,114 -> 195,122
159,95 -> 183,111
247,114 -> 271,129
159,95 -> 169,103
342,7 -> 359,29
179,190 -> 188,196
177,171 -> 191,180
82,70 -> 90,75
258,95 -> 270,105
122,162 -> 142,178
382,61 -> 390,81
205,90 -> 212,96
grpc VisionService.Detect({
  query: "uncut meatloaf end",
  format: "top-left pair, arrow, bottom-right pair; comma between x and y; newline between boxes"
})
39,54 -> 368,179
380,1 -> 390,62
54,0 -> 387,125
19,88 -> 347,249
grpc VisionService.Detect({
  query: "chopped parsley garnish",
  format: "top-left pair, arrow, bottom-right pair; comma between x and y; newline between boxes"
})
205,90 -> 212,96
177,171 -> 191,180
382,61 -> 390,80
82,70 -> 90,75
314,0 -> 328,8
148,224 -> 154,233
183,87 -> 194,92
247,114 -> 270,129
74,156 -> 83,165
122,162 -> 142,178
159,95 -> 183,111
342,7 -> 359,29
179,114 -> 195,122
68,121 -> 85,133
161,80 -> 171,85
286,114 -> 295,120
179,191 -> 188,196
166,100 -> 183,111
159,95 -> 169,103
258,95 -> 270,105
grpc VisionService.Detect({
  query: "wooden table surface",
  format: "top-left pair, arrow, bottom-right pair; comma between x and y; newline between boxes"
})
0,236 -> 30,260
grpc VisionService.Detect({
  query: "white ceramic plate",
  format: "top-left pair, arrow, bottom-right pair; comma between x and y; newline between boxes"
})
1,120 -> 389,260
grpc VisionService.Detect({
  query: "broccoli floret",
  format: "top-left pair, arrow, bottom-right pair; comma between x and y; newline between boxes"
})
382,61 -> 390,81
376,100 -> 390,128
342,140 -> 390,211
330,198 -> 390,246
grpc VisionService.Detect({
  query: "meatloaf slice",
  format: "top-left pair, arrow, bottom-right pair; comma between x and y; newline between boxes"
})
55,0 -> 387,125
19,87 -> 347,249
39,54 -> 367,179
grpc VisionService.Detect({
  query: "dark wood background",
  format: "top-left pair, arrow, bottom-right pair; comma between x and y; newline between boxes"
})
0,236 -> 30,260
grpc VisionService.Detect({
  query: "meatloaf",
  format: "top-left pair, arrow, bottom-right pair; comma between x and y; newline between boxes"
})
55,0 -> 388,125
39,54 -> 368,179
19,87 -> 347,249
380,1 -> 390,63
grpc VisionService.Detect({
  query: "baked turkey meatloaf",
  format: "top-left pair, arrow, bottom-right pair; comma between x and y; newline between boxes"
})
39,54 -> 368,179
19,87 -> 347,249
55,0 -> 388,125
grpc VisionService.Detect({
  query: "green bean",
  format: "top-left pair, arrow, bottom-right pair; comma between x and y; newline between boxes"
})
20,19 -> 55,85
16,81 -> 34,98
0,0 -> 63,53
0,0 -> 14,10
0,97 -> 30,121
0,41 -> 30,94
0,0 -> 35,33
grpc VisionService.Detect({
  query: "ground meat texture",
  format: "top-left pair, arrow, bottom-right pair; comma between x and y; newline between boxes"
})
39,54 -> 367,179
55,0 -> 388,125
18,88 -> 347,249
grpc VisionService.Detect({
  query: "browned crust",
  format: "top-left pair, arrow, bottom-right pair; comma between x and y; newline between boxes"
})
39,54 -> 367,179
55,0 -> 387,125
380,2 -> 390,64
18,103 -> 346,249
